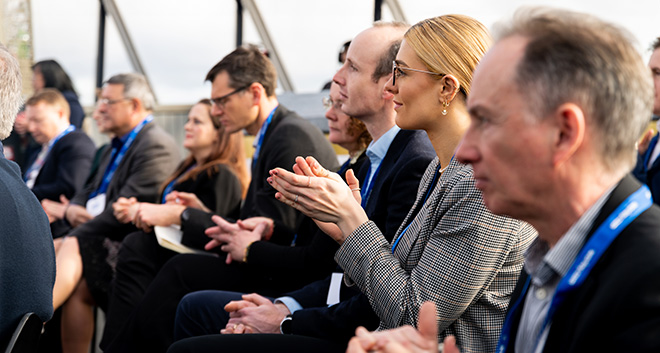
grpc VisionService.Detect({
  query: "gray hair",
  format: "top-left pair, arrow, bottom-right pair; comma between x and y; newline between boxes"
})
105,73 -> 155,111
0,43 -> 22,140
494,7 -> 653,172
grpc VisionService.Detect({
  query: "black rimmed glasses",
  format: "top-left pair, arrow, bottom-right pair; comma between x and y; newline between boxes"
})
392,61 -> 445,86
210,84 -> 251,109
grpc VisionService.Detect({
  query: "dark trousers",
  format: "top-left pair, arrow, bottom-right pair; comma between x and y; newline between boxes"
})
167,334 -> 345,353
103,251 -> 312,353
101,231 -> 178,348
174,290 -> 246,340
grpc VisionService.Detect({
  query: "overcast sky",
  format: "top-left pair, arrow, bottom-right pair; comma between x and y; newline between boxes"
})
31,0 -> 660,106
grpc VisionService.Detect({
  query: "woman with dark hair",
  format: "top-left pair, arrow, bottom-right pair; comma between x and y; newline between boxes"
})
32,59 -> 85,128
53,99 -> 248,353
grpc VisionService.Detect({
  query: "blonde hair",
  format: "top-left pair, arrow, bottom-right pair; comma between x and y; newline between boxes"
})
26,88 -> 71,121
404,15 -> 492,98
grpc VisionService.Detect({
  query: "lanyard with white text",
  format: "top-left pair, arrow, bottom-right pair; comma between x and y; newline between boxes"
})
252,107 -> 277,169
495,185 -> 653,353
90,116 -> 153,198
23,124 -> 75,181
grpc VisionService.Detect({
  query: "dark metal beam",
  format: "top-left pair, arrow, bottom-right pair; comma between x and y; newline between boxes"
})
374,0 -> 383,21
95,0 -> 106,100
240,0 -> 294,92
100,0 -> 158,103
235,0 -> 243,47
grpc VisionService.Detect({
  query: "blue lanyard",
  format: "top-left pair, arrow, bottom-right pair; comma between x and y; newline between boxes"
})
161,163 -> 196,204
496,185 -> 653,353
24,125 -> 75,181
391,164 -> 442,253
252,107 -> 277,169
360,163 -> 382,208
338,158 -> 352,176
90,116 -> 153,198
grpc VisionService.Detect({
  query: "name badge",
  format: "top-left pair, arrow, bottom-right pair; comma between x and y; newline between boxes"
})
86,193 -> 106,217
326,272 -> 343,306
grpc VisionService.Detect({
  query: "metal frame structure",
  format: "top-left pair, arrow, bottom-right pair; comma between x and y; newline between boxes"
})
94,0 -> 406,103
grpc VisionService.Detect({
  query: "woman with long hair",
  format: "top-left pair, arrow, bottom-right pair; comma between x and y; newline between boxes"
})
32,60 -> 85,128
53,99 -> 248,353
269,15 -> 536,352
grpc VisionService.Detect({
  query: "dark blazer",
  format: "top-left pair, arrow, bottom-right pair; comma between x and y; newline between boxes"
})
504,175 -> 660,353
245,152 -> 369,279
632,133 -> 660,205
181,105 -> 338,247
0,142 -> 55,348
62,90 -> 85,129
286,129 -> 436,344
68,120 -> 180,241
25,130 -> 95,201
173,163 -> 242,220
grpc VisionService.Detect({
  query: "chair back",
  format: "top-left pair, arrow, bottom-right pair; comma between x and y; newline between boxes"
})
4,313 -> 43,353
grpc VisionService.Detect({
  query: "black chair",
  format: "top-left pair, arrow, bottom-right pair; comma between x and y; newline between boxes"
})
4,313 -> 43,353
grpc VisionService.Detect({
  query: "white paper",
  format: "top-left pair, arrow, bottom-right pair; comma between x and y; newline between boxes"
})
326,272 -> 343,306
154,225 -> 203,254
86,193 -> 106,217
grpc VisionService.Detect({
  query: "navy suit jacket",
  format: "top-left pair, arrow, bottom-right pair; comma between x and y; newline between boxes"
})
25,130 -> 95,201
632,133 -> 660,205
0,142 -> 55,348
286,129 -> 436,344
504,175 -> 660,353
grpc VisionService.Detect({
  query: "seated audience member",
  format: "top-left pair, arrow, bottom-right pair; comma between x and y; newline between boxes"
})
0,42 -> 56,348
32,59 -> 85,128
55,99 -> 247,353
41,106 -> 110,236
23,89 -> 94,206
324,82 -> 371,173
351,7 -> 660,353
633,37 -> 660,204
169,16 -> 535,353
101,45 -> 341,353
47,73 -> 180,352
3,59 -> 85,169
322,40 -> 351,90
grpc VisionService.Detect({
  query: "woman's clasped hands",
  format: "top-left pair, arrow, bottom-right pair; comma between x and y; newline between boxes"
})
268,156 -> 369,244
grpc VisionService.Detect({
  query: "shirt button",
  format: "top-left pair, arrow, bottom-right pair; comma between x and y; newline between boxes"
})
535,288 -> 547,300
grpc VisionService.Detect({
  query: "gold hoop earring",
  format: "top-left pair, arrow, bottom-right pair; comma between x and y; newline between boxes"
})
441,101 -> 450,116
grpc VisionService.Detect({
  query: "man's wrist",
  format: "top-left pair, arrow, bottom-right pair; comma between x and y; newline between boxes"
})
279,315 -> 293,335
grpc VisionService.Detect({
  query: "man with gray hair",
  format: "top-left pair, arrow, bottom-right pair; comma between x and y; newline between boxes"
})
0,42 -> 56,347
347,7 -> 660,353
53,72 -> 179,316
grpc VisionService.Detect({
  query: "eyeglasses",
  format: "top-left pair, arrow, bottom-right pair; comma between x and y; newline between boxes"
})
97,97 -> 131,106
210,84 -> 251,109
392,61 -> 445,86
322,96 -> 342,110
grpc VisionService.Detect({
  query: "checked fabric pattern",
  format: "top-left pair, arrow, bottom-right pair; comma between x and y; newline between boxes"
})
335,157 -> 537,353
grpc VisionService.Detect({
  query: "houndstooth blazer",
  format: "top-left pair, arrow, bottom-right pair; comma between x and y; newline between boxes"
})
335,157 -> 537,353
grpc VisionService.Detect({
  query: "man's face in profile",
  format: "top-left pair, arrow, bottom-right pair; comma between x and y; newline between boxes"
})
457,35 -> 556,221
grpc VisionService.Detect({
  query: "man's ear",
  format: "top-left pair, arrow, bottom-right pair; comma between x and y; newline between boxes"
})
438,74 -> 461,105
552,103 -> 585,166
250,83 -> 264,105
381,74 -> 394,100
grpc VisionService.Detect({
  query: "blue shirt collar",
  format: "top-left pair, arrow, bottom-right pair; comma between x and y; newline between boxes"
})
365,125 -> 400,166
